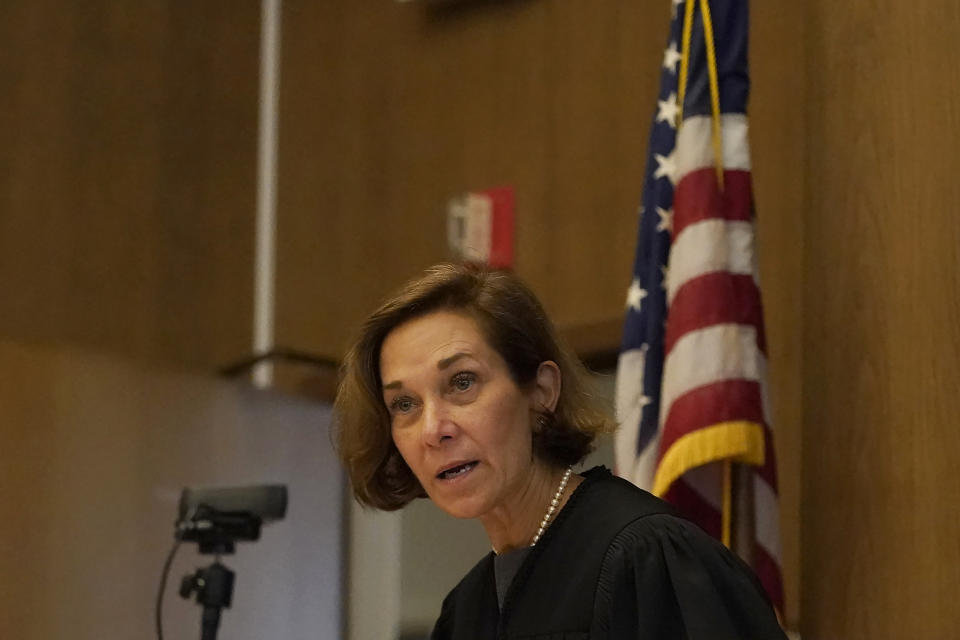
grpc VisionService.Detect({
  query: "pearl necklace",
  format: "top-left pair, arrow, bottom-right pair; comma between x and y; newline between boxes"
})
530,466 -> 573,546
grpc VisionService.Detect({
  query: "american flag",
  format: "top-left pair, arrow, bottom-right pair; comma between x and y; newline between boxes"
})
614,0 -> 784,613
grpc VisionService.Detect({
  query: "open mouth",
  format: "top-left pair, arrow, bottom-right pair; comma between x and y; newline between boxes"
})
437,461 -> 478,480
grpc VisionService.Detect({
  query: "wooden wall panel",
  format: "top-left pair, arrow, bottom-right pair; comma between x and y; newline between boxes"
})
276,1 -> 668,359
0,1 -> 259,370
751,1 -> 805,628
802,1 -> 960,637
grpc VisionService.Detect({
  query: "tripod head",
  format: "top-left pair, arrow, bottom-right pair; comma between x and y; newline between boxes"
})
177,505 -> 262,555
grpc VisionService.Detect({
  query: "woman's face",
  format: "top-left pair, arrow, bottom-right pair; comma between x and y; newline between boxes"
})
380,310 -> 550,520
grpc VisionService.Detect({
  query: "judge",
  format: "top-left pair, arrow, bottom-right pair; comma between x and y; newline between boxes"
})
335,262 -> 785,639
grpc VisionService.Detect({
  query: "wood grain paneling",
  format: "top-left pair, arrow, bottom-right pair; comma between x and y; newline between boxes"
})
750,1 -> 805,627
275,1 -> 668,359
0,1 -> 260,370
802,1 -> 960,637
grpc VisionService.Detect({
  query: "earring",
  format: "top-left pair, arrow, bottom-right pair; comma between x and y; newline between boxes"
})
535,414 -> 549,432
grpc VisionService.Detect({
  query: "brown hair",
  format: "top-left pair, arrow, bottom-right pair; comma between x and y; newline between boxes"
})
334,262 -> 614,510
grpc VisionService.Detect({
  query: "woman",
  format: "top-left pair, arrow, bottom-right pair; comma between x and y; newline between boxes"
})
335,263 -> 785,639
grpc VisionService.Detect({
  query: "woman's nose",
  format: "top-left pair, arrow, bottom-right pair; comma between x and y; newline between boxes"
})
421,400 -> 457,447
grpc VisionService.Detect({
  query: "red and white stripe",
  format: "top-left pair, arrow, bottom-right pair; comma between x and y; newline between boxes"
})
657,113 -> 784,611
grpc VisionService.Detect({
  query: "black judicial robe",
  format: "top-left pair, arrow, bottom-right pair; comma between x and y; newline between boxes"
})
431,467 -> 786,640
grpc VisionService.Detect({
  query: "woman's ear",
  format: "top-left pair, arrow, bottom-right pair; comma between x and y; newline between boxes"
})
532,360 -> 562,413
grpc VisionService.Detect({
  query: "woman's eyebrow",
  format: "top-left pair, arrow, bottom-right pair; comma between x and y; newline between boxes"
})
382,352 -> 474,389
437,352 -> 471,370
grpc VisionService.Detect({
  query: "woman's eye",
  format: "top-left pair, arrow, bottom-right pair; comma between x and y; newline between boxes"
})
390,397 -> 415,413
451,372 -> 476,392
